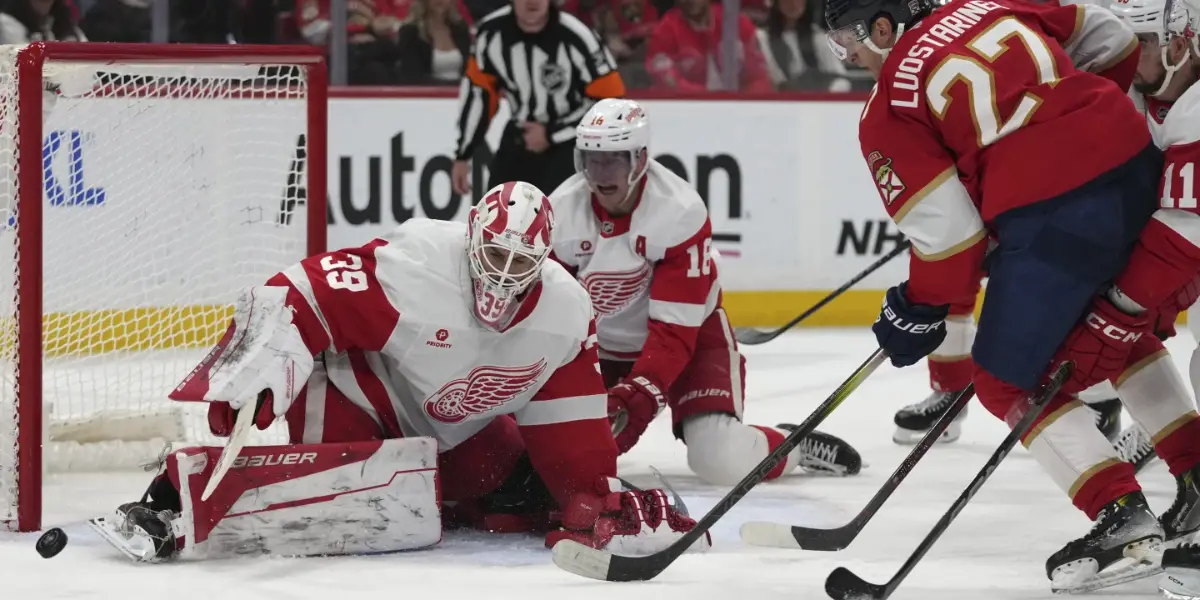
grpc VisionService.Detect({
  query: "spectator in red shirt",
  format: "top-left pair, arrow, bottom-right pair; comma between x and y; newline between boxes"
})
644,0 -> 771,91
596,0 -> 657,62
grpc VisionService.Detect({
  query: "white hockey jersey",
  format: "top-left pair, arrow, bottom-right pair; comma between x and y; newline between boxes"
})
267,219 -> 616,502
549,161 -> 721,388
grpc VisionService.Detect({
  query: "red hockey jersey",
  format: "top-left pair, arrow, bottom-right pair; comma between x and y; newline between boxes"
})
860,0 -> 1146,307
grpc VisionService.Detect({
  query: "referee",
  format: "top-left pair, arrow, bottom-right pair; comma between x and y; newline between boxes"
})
450,0 -> 627,197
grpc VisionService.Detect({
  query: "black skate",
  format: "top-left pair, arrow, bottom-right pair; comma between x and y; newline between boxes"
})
1115,424 -> 1157,474
1046,492 -> 1164,593
776,425 -> 862,476
1091,398 -> 1123,443
87,472 -> 181,563
1161,466 -> 1200,546
1160,542 -> 1200,599
892,389 -> 968,445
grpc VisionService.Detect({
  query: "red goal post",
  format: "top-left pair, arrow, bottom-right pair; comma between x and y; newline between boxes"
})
2,42 -> 328,533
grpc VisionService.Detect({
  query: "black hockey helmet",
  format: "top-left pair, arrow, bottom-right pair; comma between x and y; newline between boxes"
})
825,0 -> 932,59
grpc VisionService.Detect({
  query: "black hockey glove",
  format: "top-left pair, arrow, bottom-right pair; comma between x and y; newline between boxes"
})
872,283 -> 949,368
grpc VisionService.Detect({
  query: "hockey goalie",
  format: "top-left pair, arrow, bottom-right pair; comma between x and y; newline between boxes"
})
89,181 -> 707,563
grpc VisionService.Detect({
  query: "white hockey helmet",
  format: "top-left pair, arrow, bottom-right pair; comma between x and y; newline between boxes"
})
466,181 -> 555,331
575,98 -> 651,190
1158,0 -> 1196,94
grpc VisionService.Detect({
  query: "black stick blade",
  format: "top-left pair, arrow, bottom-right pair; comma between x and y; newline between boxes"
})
826,567 -> 889,600
551,540 -> 676,582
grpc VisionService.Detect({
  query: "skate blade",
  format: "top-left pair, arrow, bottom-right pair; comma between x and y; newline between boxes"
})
1161,566 -> 1200,600
1050,537 -> 1163,594
87,514 -> 163,563
892,424 -> 961,446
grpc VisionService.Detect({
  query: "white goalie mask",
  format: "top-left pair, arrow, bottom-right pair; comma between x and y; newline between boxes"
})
466,181 -> 555,332
575,98 -> 651,211
1165,0 -> 1200,82
1112,0 -> 1186,96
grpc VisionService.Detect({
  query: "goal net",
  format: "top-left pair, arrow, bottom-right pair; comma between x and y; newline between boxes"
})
0,43 -> 327,532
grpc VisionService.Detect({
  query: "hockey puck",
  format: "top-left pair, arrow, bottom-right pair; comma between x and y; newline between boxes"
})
35,527 -> 67,558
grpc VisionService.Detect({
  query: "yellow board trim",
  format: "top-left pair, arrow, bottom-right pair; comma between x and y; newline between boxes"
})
723,290 -> 1190,328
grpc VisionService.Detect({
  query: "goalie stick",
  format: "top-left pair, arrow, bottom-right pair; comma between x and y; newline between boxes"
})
740,384 -> 975,551
550,348 -> 890,582
824,361 -> 1072,600
201,391 -> 267,501
734,240 -> 910,346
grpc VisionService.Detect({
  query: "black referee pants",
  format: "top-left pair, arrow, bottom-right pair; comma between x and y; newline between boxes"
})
487,124 -> 578,195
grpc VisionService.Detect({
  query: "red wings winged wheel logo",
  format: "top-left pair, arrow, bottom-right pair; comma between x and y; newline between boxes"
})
581,263 -> 651,317
424,360 -> 549,423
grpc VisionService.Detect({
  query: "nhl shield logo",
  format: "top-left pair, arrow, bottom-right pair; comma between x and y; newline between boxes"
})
867,151 -> 905,205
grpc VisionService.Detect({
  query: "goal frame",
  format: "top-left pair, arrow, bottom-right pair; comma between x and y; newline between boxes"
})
8,42 -> 328,533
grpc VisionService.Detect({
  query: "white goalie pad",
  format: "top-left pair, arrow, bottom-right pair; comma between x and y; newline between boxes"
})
171,436 -> 440,560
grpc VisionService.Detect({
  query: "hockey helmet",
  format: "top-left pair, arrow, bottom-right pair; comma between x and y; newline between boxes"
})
825,0 -> 932,60
466,181 -> 555,331
575,98 -> 651,194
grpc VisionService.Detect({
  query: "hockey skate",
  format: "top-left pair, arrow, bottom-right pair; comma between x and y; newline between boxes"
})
892,389 -> 968,445
1161,466 -> 1200,546
775,424 -> 862,476
1160,542 -> 1200,600
1091,398 -> 1123,443
1114,425 -> 1157,474
1046,492 -> 1164,593
89,500 -> 180,563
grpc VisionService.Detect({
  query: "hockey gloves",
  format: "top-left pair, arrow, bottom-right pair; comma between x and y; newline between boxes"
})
1151,275 -> 1200,340
873,283 -> 949,368
608,375 -> 666,454
545,482 -> 711,554
1054,293 -> 1149,394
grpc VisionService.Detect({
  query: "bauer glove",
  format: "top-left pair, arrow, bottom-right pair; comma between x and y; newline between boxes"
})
608,375 -> 665,454
872,283 -> 949,368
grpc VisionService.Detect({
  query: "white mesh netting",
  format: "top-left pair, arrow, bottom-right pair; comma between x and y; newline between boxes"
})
0,48 -> 314,526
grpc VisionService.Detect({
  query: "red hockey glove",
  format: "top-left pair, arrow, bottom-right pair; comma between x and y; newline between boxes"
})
608,375 -> 665,454
545,483 -> 711,555
1053,295 -> 1149,394
206,391 -> 276,437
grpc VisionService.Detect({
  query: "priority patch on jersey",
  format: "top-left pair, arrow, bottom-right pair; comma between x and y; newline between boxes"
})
868,151 -> 905,205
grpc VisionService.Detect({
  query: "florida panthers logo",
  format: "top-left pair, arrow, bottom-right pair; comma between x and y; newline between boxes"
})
581,263 -> 652,317
423,360 -> 548,423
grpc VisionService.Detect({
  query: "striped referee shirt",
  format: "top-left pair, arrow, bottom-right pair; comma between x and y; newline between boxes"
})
454,5 -> 626,160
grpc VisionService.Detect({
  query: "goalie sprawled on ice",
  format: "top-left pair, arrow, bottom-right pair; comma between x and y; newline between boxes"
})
89,181 -> 707,563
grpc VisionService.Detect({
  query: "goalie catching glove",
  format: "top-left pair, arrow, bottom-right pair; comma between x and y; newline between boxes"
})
546,477 -> 710,555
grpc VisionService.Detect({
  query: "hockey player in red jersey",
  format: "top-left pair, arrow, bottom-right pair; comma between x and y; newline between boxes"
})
825,0 -> 1196,590
547,98 -> 863,486
88,181 -> 707,563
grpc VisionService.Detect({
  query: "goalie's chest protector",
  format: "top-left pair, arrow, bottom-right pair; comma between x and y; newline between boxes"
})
327,220 -> 588,450
551,183 -> 660,358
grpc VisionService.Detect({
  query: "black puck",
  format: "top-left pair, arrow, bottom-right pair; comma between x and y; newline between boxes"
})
35,527 -> 67,558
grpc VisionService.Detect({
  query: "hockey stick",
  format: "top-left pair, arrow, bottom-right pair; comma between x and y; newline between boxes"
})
824,361 -> 1073,600
734,240 -> 910,346
200,391 -> 266,501
740,384 -> 975,551
550,348 -> 890,582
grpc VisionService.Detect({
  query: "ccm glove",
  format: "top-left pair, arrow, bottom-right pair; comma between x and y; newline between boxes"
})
608,376 -> 666,454
872,283 -> 949,368
1053,292 -> 1149,394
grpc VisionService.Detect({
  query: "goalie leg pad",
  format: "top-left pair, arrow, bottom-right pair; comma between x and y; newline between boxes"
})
171,437 -> 440,560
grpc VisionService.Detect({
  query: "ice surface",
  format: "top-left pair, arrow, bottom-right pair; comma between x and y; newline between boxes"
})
1,328 -> 1190,600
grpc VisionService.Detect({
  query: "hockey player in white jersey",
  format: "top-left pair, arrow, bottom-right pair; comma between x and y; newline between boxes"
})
88,181 -> 707,563
547,98 -> 862,486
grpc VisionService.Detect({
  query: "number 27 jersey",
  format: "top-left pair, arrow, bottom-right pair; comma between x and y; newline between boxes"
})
860,0 -> 1149,307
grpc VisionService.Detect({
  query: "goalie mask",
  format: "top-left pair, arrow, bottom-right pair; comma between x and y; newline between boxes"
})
466,181 -> 555,332
575,98 -> 650,215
